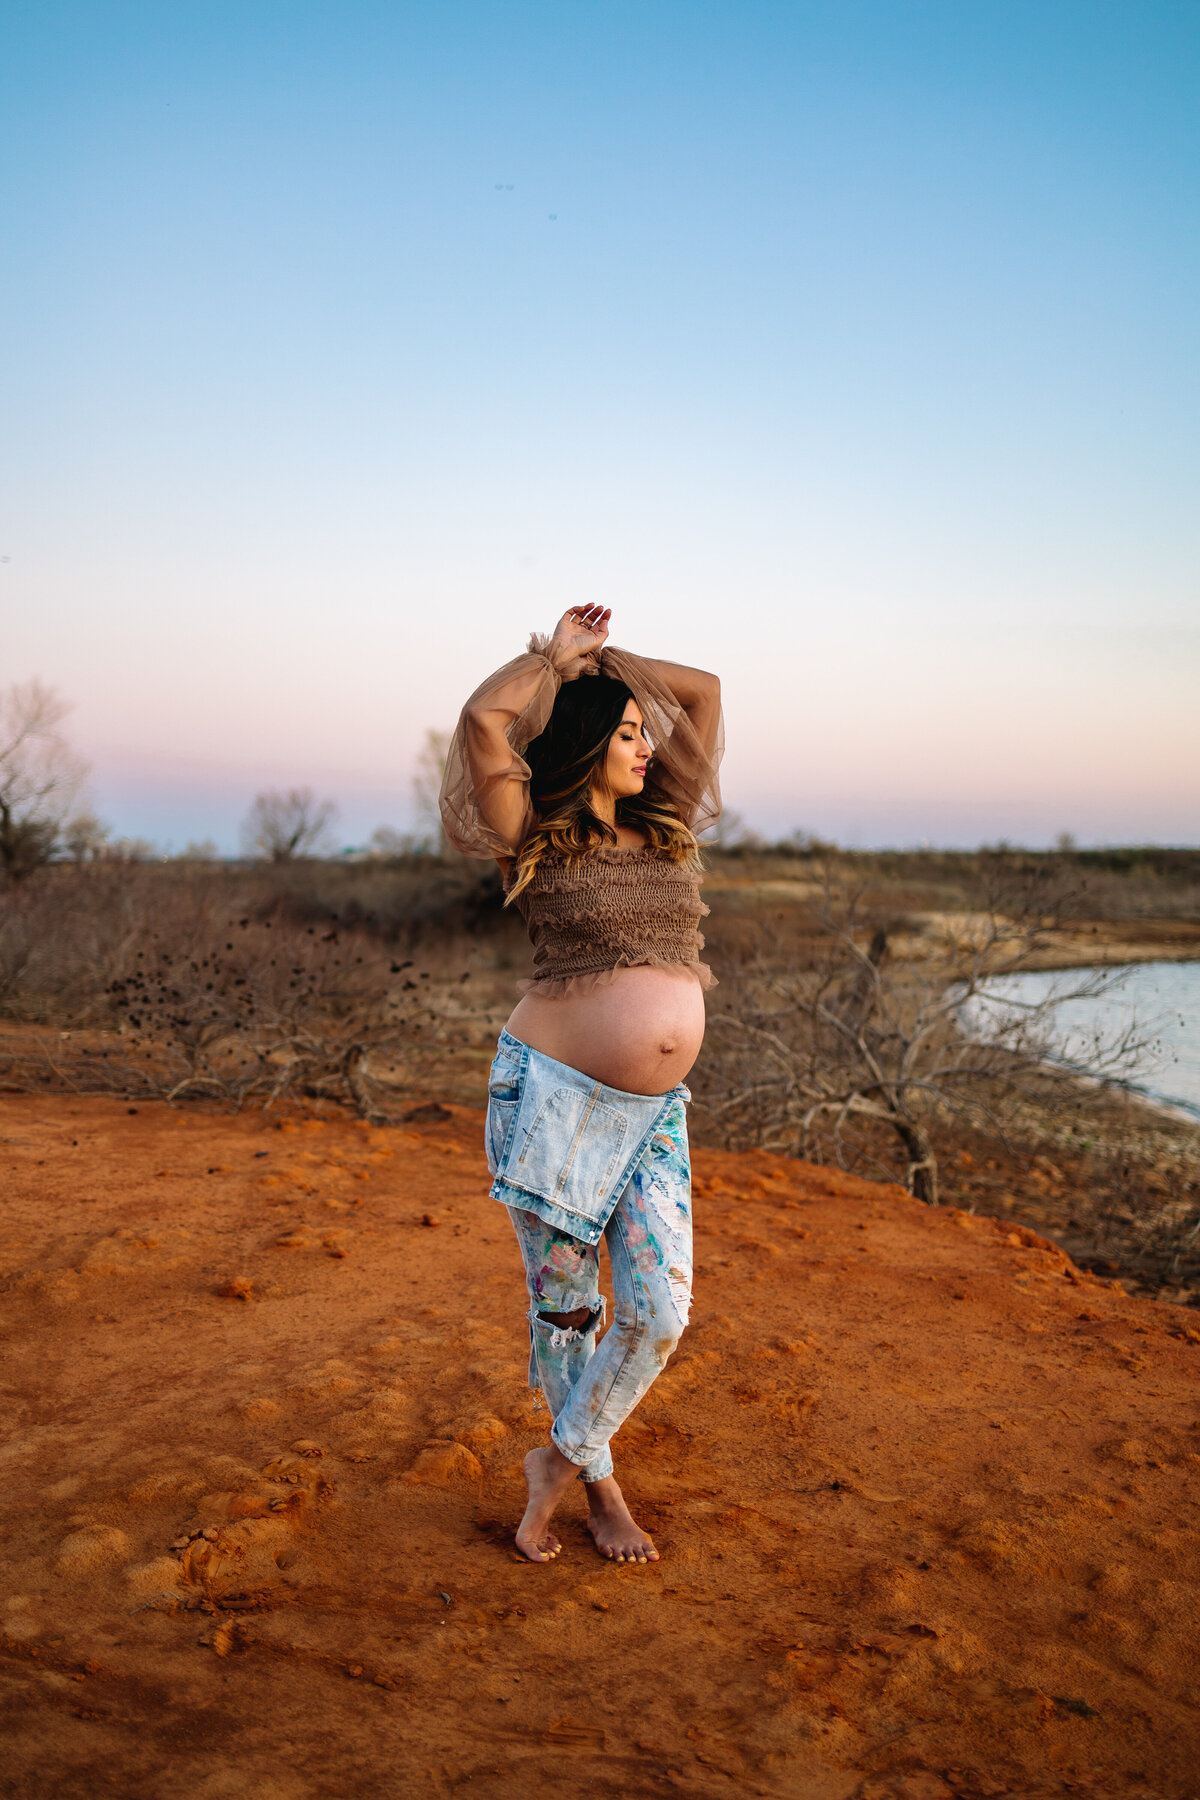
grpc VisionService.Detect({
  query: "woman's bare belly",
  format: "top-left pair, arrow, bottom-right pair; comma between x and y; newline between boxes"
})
506,964 -> 706,1094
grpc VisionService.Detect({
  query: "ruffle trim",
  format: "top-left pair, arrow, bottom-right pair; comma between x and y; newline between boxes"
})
516,956 -> 717,999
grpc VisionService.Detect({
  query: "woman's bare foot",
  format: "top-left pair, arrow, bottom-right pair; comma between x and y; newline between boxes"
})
515,1446 -> 580,1562
585,1475 -> 659,1564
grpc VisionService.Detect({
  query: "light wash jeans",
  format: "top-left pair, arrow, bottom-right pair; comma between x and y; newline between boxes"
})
485,1030 -> 693,1481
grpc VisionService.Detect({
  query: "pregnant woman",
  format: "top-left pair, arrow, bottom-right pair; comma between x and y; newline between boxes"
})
440,606 -> 722,1564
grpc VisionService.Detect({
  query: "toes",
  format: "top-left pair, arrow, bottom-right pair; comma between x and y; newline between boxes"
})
516,1534 -> 562,1563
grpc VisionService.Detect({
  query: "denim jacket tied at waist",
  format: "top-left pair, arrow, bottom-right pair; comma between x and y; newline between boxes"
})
485,1029 -> 689,1247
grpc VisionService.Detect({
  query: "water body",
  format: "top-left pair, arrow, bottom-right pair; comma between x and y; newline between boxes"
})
963,960 -> 1200,1122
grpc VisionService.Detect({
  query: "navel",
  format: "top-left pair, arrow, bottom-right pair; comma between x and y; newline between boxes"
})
659,1040 -> 677,1057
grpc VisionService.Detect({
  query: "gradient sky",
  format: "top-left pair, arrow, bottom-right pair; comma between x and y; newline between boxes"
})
2,0 -> 1197,850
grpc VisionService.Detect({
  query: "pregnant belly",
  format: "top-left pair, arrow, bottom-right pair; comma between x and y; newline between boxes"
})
505,965 -> 707,1094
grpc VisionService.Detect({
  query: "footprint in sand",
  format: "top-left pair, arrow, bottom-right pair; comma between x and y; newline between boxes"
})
56,1524 -> 130,1575
3,1596 -> 40,1639
451,1416 -> 510,1452
240,1397 -> 283,1423
400,1440 -> 483,1485
124,1453 -> 336,1607
287,1361 -> 361,1405
121,1468 -> 207,1507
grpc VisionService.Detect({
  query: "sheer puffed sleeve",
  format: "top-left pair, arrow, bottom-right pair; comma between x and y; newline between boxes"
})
601,647 -> 724,837
439,634 -> 585,859
439,633 -> 724,858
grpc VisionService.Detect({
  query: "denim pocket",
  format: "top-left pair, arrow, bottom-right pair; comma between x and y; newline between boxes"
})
484,1049 -> 522,1177
508,1084 -> 629,1225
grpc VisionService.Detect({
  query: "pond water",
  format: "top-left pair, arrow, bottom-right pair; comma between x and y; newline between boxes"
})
962,960 -> 1200,1122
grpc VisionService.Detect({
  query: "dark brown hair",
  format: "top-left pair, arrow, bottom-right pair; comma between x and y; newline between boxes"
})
506,676 -> 698,902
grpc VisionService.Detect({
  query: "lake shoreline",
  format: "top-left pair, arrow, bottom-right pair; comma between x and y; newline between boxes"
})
967,958 -> 1200,1124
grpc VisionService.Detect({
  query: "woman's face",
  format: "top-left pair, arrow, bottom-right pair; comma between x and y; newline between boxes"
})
601,700 -> 652,799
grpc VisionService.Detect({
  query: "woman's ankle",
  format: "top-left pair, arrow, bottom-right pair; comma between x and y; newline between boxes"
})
534,1442 -> 581,1483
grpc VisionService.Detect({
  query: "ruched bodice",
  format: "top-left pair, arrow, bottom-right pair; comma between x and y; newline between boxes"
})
510,846 -> 714,997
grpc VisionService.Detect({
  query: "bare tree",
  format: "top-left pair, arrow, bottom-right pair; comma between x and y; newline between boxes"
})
104,836 -> 157,863
412,729 -> 451,855
696,867 -> 1150,1205
61,811 -> 111,862
0,681 -> 91,882
368,824 -> 418,858
240,788 -> 338,862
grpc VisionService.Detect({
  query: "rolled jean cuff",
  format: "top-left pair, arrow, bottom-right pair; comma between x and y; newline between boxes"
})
550,1423 -> 613,1482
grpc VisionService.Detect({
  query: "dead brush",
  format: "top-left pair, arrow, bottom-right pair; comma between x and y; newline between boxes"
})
693,866 -> 1152,1206
105,908 -> 440,1117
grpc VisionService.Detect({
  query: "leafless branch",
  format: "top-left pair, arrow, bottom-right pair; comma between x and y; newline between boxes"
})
694,864 -> 1152,1205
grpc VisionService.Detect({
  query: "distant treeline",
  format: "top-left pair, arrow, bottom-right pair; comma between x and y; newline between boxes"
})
713,839 -> 1200,877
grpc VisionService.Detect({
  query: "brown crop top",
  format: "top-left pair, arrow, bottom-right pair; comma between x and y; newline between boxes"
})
439,632 -> 724,998
511,845 -> 715,997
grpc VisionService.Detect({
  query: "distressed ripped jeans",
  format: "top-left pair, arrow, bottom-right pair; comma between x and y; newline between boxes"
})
506,1097 -> 693,1483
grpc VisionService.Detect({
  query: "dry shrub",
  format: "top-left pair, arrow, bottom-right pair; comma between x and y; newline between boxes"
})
106,909 -> 438,1115
0,862 -> 469,1115
1086,1128 -> 1200,1286
693,871 -> 1150,1205
0,861 -> 161,1025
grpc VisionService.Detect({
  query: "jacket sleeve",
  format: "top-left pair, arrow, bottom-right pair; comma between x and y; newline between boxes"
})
438,635 -> 589,859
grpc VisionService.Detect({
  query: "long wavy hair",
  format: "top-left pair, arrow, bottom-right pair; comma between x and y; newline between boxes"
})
505,675 -> 699,903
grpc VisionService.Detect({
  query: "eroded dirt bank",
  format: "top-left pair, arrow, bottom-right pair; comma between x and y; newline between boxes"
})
1,1096 -> 1198,1800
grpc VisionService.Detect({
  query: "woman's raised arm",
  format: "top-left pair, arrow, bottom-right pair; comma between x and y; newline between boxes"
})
599,647 -> 723,837
634,657 -> 721,759
440,608 -> 611,859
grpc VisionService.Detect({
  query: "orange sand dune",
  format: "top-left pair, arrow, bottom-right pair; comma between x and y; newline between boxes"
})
1,1094 -> 1198,1800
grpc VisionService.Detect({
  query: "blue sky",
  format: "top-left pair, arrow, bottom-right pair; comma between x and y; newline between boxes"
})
2,1 -> 1197,849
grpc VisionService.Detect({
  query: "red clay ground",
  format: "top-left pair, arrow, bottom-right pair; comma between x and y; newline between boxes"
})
1,1094 -> 1198,1800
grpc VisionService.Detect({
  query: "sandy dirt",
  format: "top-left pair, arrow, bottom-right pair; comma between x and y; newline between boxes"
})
2,1096 -> 1199,1800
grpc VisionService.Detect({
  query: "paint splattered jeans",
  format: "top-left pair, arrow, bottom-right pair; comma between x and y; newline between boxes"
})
506,1097 -> 693,1482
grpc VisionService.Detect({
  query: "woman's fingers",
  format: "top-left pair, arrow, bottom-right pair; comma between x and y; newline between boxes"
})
557,603 -> 611,652
568,604 -> 610,631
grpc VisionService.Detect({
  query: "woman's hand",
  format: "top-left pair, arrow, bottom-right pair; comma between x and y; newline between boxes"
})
548,605 -> 611,676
